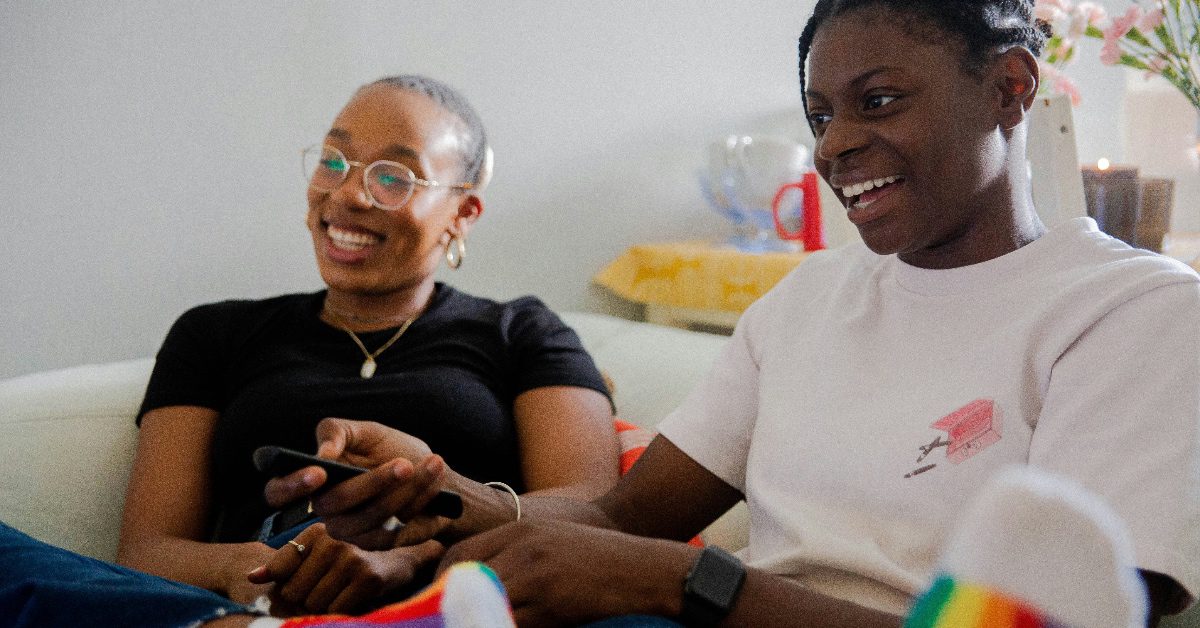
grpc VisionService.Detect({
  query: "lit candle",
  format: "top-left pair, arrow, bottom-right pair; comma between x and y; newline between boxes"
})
1080,159 -> 1140,246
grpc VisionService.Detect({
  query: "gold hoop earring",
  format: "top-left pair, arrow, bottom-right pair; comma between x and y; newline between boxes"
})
445,235 -> 466,270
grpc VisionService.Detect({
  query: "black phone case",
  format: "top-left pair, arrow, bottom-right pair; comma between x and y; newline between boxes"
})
252,446 -> 464,519
252,446 -> 368,485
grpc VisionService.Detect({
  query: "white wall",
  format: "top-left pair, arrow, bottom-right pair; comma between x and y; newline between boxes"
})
0,1 -> 1180,378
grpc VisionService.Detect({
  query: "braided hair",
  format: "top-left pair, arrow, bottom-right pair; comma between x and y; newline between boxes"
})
368,75 -> 490,188
797,0 -> 1053,120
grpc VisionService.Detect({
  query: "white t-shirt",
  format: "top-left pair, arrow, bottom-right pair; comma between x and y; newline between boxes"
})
658,217 -> 1200,616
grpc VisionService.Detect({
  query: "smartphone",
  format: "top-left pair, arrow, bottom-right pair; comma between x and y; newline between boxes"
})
252,445 -> 463,519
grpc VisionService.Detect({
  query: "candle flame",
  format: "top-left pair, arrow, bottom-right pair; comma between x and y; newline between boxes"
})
1097,158 -> 1111,171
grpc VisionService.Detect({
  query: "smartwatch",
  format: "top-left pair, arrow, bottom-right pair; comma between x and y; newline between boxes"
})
680,546 -> 746,627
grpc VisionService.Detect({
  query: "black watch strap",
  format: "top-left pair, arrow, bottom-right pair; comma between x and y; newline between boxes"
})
680,546 -> 746,627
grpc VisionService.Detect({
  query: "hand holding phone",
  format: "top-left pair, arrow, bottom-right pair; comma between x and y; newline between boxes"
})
253,445 -> 369,485
253,445 -> 463,519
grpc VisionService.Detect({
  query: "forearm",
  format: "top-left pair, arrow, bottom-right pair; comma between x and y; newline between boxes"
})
117,534 -> 268,595
120,407 -> 249,593
723,570 -> 902,627
623,540 -> 900,627
448,519 -> 906,627
600,538 -> 901,627
440,471 -> 616,541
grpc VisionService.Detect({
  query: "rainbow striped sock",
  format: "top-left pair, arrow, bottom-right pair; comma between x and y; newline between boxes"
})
278,561 -> 513,628
910,467 -> 1147,627
904,574 -> 1065,628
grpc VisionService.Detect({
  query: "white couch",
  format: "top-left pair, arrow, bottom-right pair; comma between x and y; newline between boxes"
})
5,310 -> 1200,626
0,312 -> 748,564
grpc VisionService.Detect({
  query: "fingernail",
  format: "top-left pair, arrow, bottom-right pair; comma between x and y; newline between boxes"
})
423,456 -> 441,474
392,460 -> 413,480
302,469 -> 322,487
247,565 -> 267,578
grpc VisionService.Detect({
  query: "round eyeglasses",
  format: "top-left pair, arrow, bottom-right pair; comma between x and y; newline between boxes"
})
302,144 -> 474,211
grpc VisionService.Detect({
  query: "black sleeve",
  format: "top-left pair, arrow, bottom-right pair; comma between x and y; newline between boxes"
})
501,297 -> 613,406
136,303 -> 231,423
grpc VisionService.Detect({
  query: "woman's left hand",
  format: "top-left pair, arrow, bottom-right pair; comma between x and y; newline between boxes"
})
440,518 -> 697,627
248,522 -> 445,615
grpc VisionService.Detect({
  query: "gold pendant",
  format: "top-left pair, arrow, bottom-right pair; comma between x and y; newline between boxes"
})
360,357 -> 377,379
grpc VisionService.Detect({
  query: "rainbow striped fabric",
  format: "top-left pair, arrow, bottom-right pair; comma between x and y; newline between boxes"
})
905,575 -> 1065,628
281,561 -> 509,628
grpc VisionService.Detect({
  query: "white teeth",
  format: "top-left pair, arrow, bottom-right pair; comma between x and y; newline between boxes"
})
839,175 -> 900,200
327,225 -> 380,251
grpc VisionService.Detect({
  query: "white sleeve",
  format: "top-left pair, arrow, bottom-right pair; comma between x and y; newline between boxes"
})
656,305 -> 766,492
1030,280 -> 1200,599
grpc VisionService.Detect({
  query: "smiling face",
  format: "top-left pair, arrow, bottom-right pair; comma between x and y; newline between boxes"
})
306,85 -> 480,298
805,7 -> 1018,268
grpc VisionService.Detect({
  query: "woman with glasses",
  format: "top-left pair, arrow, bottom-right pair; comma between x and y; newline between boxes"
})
110,75 -> 619,616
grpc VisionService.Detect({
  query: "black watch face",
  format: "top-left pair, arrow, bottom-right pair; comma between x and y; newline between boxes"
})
685,547 -> 746,621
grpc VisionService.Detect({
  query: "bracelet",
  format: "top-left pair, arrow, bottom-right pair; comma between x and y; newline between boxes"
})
483,481 -> 521,521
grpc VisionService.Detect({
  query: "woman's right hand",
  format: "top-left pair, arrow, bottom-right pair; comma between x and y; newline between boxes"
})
221,541 -> 277,605
247,523 -> 445,615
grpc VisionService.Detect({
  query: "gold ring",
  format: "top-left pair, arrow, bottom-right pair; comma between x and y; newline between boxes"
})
287,540 -> 306,555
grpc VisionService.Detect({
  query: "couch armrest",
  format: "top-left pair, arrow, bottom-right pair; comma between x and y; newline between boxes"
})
0,358 -> 153,562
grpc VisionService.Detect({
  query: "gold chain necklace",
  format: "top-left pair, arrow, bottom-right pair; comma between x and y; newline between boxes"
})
326,312 -> 416,379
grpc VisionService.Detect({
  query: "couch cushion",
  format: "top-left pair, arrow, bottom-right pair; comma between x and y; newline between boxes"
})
561,312 -> 727,429
563,314 -> 748,551
0,358 -> 153,562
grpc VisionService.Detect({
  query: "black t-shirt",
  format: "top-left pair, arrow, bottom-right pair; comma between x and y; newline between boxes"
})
138,284 -> 610,542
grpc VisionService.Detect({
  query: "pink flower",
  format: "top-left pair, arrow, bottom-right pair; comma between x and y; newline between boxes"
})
1137,7 -> 1165,32
1049,38 -> 1074,60
1103,5 -> 1142,41
1067,10 -> 1090,39
1143,57 -> 1168,79
1074,2 -> 1107,26
1034,0 -> 1069,23
1038,0 -> 1072,10
1100,38 -> 1123,65
1039,63 -> 1083,105
1054,74 -> 1083,105
1099,5 -> 1141,65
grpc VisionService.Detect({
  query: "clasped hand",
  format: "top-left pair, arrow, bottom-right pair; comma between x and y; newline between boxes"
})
248,522 -> 444,615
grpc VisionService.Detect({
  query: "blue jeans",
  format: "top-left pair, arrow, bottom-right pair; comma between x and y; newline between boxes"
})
0,522 -> 252,628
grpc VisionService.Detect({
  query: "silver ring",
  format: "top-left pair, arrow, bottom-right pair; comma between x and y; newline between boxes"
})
287,540 -> 306,555
382,516 -> 404,533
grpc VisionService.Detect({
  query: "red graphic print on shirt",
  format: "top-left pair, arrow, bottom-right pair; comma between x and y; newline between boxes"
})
930,398 -> 1002,464
904,399 -> 1003,478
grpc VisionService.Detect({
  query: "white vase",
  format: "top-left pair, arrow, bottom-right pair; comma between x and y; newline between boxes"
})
1027,92 -> 1088,227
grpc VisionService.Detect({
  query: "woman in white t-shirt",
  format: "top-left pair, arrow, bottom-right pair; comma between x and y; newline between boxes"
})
265,1 -> 1200,626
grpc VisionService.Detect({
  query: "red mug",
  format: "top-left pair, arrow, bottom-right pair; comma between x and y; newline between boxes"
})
772,171 -> 825,251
